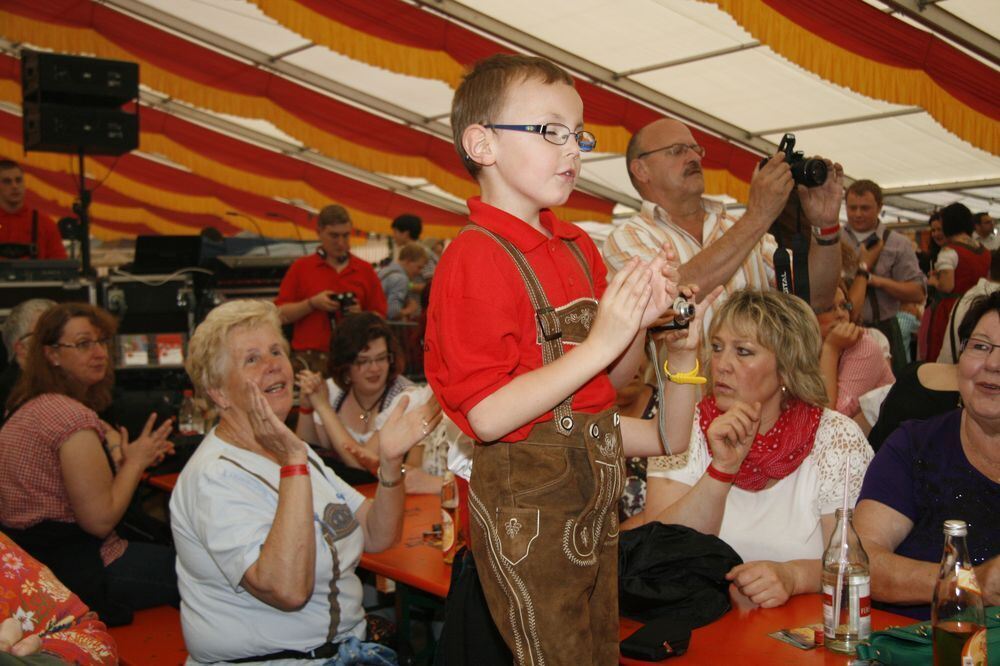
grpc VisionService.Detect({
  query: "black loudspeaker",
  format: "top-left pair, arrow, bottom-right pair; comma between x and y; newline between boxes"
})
21,49 -> 139,156
21,50 -> 138,106
23,103 -> 139,155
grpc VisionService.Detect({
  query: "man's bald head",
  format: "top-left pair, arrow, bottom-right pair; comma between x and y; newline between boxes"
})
626,118 -> 704,201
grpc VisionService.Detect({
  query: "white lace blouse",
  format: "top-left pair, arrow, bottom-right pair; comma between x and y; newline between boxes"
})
647,408 -> 874,563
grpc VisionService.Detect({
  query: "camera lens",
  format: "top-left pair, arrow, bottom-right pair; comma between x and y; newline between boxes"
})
794,158 -> 828,188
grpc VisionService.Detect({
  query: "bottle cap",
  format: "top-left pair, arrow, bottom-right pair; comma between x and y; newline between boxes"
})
943,519 -> 968,537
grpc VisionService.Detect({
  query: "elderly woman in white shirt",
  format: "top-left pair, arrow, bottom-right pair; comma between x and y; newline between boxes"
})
636,290 -> 873,608
170,300 -> 440,664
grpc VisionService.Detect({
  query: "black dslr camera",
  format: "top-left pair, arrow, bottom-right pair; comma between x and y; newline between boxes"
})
761,133 -> 827,188
331,292 -> 356,309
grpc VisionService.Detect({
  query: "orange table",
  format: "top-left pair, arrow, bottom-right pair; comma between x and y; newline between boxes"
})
147,472 -> 179,492
619,593 -> 912,665
356,483 -> 452,598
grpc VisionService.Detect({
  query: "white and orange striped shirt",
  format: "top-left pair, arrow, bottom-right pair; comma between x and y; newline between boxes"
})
603,198 -> 777,330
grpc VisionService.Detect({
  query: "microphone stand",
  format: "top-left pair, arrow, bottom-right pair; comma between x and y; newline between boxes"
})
224,211 -> 271,256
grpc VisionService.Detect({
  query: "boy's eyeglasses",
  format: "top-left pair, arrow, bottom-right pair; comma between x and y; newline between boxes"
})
637,143 -> 706,160
484,123 -> 597,152
49,337 -> 111,353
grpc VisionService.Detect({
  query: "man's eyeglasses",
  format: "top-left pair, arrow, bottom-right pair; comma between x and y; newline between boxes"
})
637,143 -> 705,160
353,352 -> 392,369
484,124 -> 597,152
49,337 -> 111,353
961,337 -> 1000,358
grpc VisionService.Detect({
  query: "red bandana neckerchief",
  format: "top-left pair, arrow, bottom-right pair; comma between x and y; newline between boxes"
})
698,395 -> 823,491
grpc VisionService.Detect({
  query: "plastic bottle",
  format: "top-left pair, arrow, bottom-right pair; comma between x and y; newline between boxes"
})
822,508 -> 871,654
932,520 -> 987,666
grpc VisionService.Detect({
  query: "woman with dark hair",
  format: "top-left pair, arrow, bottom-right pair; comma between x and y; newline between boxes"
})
926,202 -> 991,360
0,303 -> 176,625
296,312 -> 444,492
856,290 -> 1000,618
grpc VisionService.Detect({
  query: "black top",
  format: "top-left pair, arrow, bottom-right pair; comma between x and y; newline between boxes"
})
0,363 -> 20,428
868,362 -> 960,451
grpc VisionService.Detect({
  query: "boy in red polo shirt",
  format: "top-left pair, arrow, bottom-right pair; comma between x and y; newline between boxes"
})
424,54 -> 688,665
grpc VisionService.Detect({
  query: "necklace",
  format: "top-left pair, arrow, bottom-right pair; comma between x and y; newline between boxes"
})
352,387 -> 387,427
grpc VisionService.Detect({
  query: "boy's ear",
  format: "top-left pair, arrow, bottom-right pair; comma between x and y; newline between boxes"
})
462,124 -> 495,169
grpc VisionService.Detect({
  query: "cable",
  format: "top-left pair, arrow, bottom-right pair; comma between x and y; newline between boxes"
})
110,266 -> 213,287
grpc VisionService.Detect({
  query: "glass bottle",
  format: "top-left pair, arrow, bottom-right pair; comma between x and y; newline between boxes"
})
178,389 -> 198,436
932,520 -> 987,666
822,508 -> 872,654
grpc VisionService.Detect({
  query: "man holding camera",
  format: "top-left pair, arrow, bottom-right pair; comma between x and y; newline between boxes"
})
276,204 -> 387,372
604,119 -> 843,327
842,179 -> 925,373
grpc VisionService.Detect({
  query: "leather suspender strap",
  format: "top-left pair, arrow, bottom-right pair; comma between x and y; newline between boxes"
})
464,224 -> 594,435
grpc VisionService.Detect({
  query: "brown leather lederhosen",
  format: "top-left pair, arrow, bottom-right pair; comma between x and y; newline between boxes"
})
465,225 -> 625,666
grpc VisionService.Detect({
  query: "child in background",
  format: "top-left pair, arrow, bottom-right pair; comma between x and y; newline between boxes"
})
425,54 -> 695,665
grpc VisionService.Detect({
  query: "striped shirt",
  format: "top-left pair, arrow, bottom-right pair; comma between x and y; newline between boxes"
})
603,198 -> 777,330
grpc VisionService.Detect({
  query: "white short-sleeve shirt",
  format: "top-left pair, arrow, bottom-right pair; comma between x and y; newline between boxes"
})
648,408 -> 873,563
170,429 -> 367,664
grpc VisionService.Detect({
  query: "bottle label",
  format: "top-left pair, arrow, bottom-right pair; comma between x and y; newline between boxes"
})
958,568 -> 982,595
823,580 -> 872,639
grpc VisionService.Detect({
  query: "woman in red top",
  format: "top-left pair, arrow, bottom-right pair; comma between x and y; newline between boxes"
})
927,203 -> 992,361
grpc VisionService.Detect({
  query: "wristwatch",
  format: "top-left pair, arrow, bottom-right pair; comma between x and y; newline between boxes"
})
856,261 -> 870,280
378,464 -> 406,488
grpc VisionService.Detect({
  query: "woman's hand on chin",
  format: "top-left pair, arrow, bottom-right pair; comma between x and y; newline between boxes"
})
706,400 -> 760,473
378,395 -> 444,464
246,381 -> 307,465
725,561 -> 796,608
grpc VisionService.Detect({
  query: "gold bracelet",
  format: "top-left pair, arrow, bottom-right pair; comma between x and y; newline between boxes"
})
377,465 -> 405,488
663,358 -> 707,385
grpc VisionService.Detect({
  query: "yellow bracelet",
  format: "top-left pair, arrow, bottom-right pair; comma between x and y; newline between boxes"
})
663,358 -> 707,385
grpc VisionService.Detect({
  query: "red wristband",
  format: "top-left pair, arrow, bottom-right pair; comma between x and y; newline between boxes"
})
298,406 -> 314,415
815,223 -> 840,237
706,464 -> 737,484
280,464 -> 309,478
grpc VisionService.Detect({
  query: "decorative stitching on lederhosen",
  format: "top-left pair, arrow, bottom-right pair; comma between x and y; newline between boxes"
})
464,224 -> 595,436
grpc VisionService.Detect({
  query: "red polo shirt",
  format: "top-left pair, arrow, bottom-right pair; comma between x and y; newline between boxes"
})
424,197 -> 615,443
276,252 -> 388,352
0,207 -> 67,259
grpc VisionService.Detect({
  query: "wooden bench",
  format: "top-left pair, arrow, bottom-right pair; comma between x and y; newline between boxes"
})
108,605 -> 188,666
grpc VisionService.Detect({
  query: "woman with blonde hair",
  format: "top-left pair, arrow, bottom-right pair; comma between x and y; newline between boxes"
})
171,300 -> 440,663
639,289 -> 873,608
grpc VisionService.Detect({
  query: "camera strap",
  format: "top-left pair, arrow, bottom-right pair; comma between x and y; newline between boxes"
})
769,203 -> 811,303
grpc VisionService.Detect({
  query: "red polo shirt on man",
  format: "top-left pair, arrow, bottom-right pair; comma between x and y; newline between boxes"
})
424,197 -> 615,443
276,252 -> 388,352
0,208 -> 67,259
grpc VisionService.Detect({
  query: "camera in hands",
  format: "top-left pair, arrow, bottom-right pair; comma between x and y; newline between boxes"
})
761,133 -> 827,188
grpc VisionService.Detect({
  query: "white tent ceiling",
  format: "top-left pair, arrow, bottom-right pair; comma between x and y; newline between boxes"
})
12,0 -> 1000,229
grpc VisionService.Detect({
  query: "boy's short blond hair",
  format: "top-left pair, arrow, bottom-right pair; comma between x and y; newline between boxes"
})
451,54 -> 575,178
398,243 -> 428,263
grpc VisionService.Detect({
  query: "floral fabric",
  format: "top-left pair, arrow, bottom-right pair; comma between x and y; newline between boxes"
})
0,532 -> 116,665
